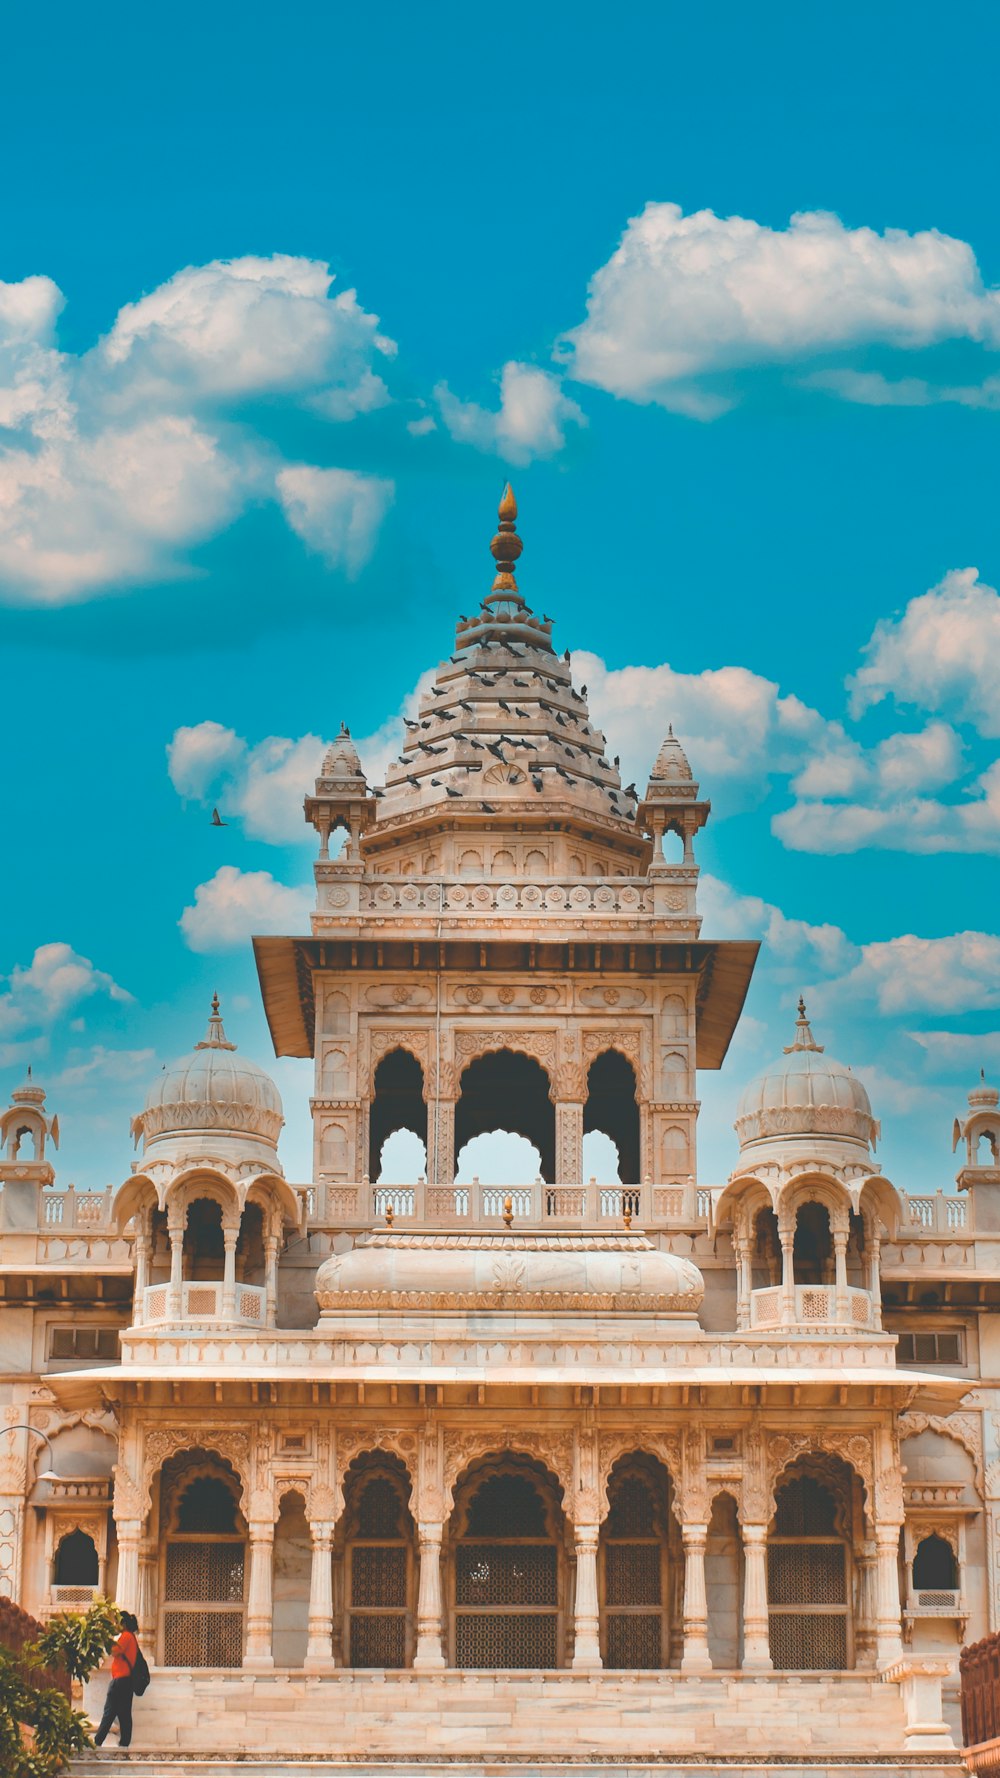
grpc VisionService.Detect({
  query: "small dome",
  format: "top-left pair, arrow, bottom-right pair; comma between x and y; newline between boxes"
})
968,1072 -> 999,1111
735,1001 -> 878,1153
316,1230 -> 703,1315
134,997 -> 283,1151
318,722 -> 365,784
649,727 -> 693,785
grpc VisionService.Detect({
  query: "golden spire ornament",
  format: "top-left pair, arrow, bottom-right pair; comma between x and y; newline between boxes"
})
489,483 -> 523,594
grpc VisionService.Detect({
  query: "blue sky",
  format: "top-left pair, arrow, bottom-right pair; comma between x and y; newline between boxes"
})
2,0 -> 999,1191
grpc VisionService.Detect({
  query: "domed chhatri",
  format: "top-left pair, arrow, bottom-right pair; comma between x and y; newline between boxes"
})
315,1230 -> 704,1318
131,995 -> 284,1157
734,999 -> 879,1158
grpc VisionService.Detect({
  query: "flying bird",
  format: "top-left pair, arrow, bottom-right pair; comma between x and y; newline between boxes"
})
624,782 -> 638,799
403,718 -> 419,730
211,808 -> 227,826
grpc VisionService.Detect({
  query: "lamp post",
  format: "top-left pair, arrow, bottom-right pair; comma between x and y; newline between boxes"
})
3,1423 -> 61,1483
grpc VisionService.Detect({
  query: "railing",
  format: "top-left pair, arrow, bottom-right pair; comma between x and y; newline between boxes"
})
317,876 -> 667,919
50,1585 -> 98,1609
749,1283 -> 875,1330
903,1192 -> 969,1232
907,1587 -> 962,1615
139,1280 -> 266,1327
312,1179 -> 704,1230
962,1632 -> 1000,1765
38,1186 -> 115,1229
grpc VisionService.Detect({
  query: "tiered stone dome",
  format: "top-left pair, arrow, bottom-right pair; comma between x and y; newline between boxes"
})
734,1001 -> 879,1157
132,997 -> 284,1156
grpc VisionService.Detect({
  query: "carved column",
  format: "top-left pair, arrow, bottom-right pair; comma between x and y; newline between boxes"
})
778,1219 -> 795,1323
264,1233 -> 279,1327
133,1218 -> 150,1312
833,1225 -> 849,1322
137,1537 -> 157,1651
244,1519 -> 276,1669
740,1523 -> 772,1671
167,1210 -> 184,1319
874,1525 -> 904,1666
680,1523 -> 712,1672
555,1101 -> 584,1185
734,1231 -> 752,1331
222,1226 -> 238,1320
571,1524 -> 602,1669
429,1095 -> 456,1186
304,1519 -> 336,1670
114,1518 -> 142,1615
413,1523 -> 447,1669
867,1223 -> 883,1329
855,1538 -> 878,1667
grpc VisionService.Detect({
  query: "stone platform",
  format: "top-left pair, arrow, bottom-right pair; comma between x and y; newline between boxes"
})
70,1758 -> 971,1778
76,1669 -> 957,1766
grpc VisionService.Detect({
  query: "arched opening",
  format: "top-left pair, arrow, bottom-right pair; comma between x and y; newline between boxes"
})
792,1202 -> 833,1286
600,1454 -> 673,1669
54,1529 -> 99,1587
455,1131 -> 543,1186
912,1534 -> 957,1592
236,1202 -> 265,1284
272,1490 -> 311,1667
377,1129 -> 427,1184
159,1453 -> 246,1669
182,1197 -> 226,1281
706,1492 -> 742,1669
661,828 -> 684,864
581,1129 -> 622,1183
584,1051 -> 639,1186
448,1457 -> 565,1669
768,1462 -> 854,1671
752,1206 -> 782,1288
846,1212 -> 866,1287
339,1456 -> 415,1669
977,1128 -> 999,1165
11,1123 -> 39,1160
369,1049 -> 427,1183
455,1051 -> 555,1185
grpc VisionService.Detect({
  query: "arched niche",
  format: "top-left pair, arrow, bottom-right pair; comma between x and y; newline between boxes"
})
446,1455 -> 567,1670
599,1453 -> 674,1669
455,1049 -> 555,1185
584,1050 -> 639,1186
54,1527 -> 99,1587
272,1489 -> 311,1667
337,1454 -> 415,1669
158,1450 -> 247,1669
767,1456 -> 860,1672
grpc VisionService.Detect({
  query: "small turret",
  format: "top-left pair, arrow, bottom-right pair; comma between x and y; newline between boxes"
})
954,1073 -> 1000,1215
637,725 -> 710,874
305,721 -> 375,864
0,1069 -> 58,1232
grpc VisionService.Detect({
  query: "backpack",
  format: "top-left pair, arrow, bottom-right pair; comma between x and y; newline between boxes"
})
129,1645 -> 151,1696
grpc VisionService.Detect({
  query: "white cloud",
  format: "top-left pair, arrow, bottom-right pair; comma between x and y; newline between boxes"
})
179,866 -> 312,952
561,202 -> 1000,416
838,931 -> 1000,1015
53,1045 -> 156,1088
436,362 -> 586,463
102,254 -> 395,413
276,465 -> 393,575
0,257 -> 397,604
0,942 -> 132,1038
803,368 -> 1000,409
168,721 -> 328,844
699,875 -> 857,977
773,759 -> 1000,856
907,1030 -> 1000,1074
849,568 -> 1000,736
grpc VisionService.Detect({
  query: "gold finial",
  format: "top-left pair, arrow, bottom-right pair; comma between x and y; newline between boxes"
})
211,991 -> 221,1016
385,1202 -> 394,1227
502,1193 -> 514,1228
623,1202 -> 633,1231
490,484 -> 523,594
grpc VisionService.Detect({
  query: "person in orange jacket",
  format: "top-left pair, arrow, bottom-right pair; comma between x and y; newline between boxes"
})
93,1610 -> 140,1750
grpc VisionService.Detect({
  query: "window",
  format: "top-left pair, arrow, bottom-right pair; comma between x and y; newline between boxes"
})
48,1326 -> 119,1362
768,1475 -> 850,1671
896,1331 -> 963,1366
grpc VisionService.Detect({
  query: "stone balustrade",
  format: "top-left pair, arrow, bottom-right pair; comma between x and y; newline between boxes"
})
316,1178 -> 705,1231
312,871 -> 700,922
139,1279 -> 266,1327
38,1185 -> 115,1229
749,1282 -> 877,1330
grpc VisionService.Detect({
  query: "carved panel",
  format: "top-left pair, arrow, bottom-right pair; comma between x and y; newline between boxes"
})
442,1427 -> 574,1513
900,1411 -> 984,1495
139,1425 -> 252,1519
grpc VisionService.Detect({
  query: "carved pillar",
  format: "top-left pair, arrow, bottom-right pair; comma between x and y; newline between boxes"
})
555,1101 -> 584,1185
304,1519 -> 336,1670
778,1219 -> 795,1323
734,1231 -> 752,1331
264,1234 -> 279,1327
114,1518 -> 142,1614
133,1219 -> 150,1314
137,1537 -> 157,1651
868,1224 -> 883,1330
740,1523 -> 772,1671
855,1538 -> 878,1667
167,1210 -> 184,1319
833,1225 -> 849,1322
874,1525 -> 904,1667
413,1522 -> 447,1669
244,1519 -> 276,1669
570,1524 -> 602,1669
680,1523 -> 712,1672
222,1226 -> 238,1320
429,1096 -> 456,1186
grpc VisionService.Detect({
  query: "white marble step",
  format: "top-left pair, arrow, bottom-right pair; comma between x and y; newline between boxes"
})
70,1759 -> 970,1778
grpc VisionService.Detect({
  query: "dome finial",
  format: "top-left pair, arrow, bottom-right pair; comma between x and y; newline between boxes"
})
489,482 -> 523,595
196,993 -> 236,1052
784,996 -> 824,1054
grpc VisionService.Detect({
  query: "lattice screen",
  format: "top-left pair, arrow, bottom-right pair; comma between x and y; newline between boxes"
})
455,1613 -> 557,1669
163,1610 -> 243,1668
165,1542 -> 245,1603
357,1478 -> 404,1539
351,1546 -> 407,1608
349,1613 -> 406,1668
768,1612 -> 846,1671
768,1543 -> 845,1606
605,1542 -> 661,1607
606,1477 -> 656,1538
606,1613 -> 661,1669
456,1545 -> 557,1606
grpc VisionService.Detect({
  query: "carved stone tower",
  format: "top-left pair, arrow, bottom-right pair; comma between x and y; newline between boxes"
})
256,490 -> 758,1217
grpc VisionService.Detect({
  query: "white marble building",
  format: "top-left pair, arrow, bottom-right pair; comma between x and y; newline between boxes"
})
1,490 -> 996,1770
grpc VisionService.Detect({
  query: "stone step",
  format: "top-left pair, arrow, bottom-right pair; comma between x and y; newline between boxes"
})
69,1760 -> 971,1778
